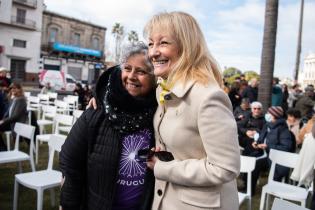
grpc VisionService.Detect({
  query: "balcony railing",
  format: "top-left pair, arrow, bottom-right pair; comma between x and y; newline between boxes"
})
11,16 -> 36,30
13,0 -> 37,8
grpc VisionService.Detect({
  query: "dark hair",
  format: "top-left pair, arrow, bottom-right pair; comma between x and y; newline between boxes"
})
241,97 -> 250,104
273,77 -> 279,84
286,108 -> 301,119
9,82 -> 24,97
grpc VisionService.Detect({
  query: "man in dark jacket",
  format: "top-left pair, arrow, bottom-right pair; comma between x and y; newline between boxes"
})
241,78 -> 258,103
250,106 -> 294,194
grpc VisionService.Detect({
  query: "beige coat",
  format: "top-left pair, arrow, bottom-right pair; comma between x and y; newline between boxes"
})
152,79 -> 240,210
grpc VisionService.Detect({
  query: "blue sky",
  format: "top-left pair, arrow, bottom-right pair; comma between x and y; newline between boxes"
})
44,0 -> 315,79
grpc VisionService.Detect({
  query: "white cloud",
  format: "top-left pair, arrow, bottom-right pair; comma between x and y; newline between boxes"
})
44,0 -> 315,78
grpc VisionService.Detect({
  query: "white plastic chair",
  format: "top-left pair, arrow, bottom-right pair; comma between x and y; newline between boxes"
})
47,92 -> 58,105
24,91 -> 31,98
239,156 -> 256,210
73,109 -> 83,122
55,114 -> 74,135
58,109 -> 84,134
4,131 -> 12,150
55,100 -> 69,114
0,123 -> 35,172
37,105 -> 57,135
38,93 -> 50,106
27,96 -> 41,120
259,149 -> 310,210
271,198 -> 310,210
13,134 -> 66,210
64,95 -> 78,111
35,114 -> 73,164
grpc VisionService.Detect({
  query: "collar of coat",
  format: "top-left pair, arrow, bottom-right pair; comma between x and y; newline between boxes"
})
156,79 -> 196,103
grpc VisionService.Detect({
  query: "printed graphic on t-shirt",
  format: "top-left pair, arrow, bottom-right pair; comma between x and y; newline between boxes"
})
112,129 -> 151,210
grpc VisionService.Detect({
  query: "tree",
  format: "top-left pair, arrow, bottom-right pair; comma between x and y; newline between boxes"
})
258,0 -> 279,111
128,30 -> 139,45
112,23 -> 124,63
223,67 -> 242,78
244,71 -> 260,81
294,0 -> 304,81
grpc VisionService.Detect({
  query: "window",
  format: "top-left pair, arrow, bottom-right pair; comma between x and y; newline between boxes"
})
49,27 -> 58,42
92,37 -> 99,50
13,39 -> 27,48
16,8 -> 26,24
73,33 -> 80,46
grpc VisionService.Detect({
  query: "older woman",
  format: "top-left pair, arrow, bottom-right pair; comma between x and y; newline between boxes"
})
145,12 -> 240,210
59,42 -> 157,210
0,82 -> 27,151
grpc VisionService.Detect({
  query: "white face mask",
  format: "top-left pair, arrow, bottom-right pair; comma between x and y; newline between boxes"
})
265,113 -> 272,122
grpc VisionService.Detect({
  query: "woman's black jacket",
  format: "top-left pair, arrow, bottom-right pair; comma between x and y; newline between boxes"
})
59,66 -> 157,210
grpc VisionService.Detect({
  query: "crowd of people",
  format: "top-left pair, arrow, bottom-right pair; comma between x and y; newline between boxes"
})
224,74 -> 315,199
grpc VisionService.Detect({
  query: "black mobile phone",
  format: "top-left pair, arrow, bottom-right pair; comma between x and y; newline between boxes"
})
137,149 -> 155,160
154,151 -> 174,162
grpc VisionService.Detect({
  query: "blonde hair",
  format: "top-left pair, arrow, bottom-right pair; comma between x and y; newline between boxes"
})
144,11 -> 223,87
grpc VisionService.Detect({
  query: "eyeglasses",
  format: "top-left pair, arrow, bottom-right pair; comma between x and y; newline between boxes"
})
253,107 -> 261,110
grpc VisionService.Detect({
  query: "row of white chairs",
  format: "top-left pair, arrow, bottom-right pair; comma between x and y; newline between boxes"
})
239,149 -> 313,210
27,94 -> 79,120
14,134 -> 65,210
0,123 -> 66,210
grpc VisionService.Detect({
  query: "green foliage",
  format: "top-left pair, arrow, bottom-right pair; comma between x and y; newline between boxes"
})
223,67 -> 242,78
244,70 -> 260,81
223,67 -> 260,85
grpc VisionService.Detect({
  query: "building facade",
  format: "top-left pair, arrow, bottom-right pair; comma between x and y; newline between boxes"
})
0,0 -> 44,82
298,53 -> 315,89
41,10 -> 106,84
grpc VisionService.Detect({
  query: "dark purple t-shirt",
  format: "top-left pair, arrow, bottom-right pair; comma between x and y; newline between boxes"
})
112,129 -> 151,210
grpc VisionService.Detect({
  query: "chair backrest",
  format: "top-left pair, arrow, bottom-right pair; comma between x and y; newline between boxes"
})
47,134 -> 66,170
41,105 -> 57,119
73,110 -> 83,123
271,198 -> 310,210
55,100 -> 68,109
13,123 -> 35,156
27,96 -> 40,106
24,92 -> 31,98
38,94 -> 50,105
47,92 -> 58,100
64,95 -> 78,110
268,149 -> 299,182
240,156 -> 256,197
55,114 -> 73,134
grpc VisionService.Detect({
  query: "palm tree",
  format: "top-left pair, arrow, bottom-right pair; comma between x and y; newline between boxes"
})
128,30 -> 139,46
294,0 -> 304,82
258,0 -> 279,111
112,23 -> 124,63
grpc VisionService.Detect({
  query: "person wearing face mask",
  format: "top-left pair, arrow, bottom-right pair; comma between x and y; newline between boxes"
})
145,12 -> 240,210
59,42 -> 157,210
0,82 -> 27,151
250,106 -> 294,194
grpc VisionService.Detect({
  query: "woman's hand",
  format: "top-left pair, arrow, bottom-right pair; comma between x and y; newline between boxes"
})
86,97 -> 97,110
252,142 -> 267,150
146,147 -> 161,170
257,143 -> 267,149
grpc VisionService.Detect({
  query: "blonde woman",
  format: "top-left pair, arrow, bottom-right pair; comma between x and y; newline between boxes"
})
145,12 -> 240,210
